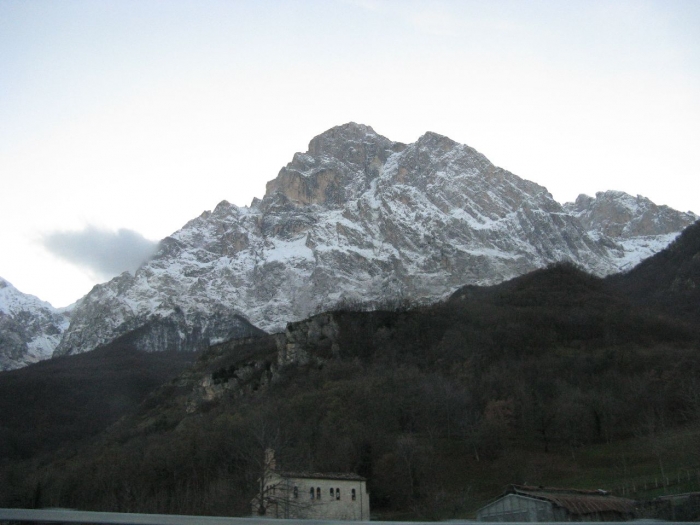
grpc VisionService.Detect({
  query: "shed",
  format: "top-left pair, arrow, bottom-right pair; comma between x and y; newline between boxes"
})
477,485 -> 636,522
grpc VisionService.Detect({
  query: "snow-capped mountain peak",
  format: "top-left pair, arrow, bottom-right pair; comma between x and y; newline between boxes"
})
0,277 -> 55,315
6,124 -> 697,365
0,277 -> 71,370
564,191 -> 698,271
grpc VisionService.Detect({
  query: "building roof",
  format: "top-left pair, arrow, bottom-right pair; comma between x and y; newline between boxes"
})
653,492 -> 700,503
504,485 -> 636,516
278,471 -> 366,482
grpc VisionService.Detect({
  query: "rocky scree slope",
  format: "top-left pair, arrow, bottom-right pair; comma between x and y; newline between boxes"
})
54,123 -> 697,357
0,278 -> 71,370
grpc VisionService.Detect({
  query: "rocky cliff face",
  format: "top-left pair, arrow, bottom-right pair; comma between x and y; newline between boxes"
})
0,278 -> 71,370
53,123 -> 697,358
57,271 -> 265,357
564,191 -> 697,271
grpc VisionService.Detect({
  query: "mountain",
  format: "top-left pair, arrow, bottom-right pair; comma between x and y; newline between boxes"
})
0,278 -> 71,371
54,123 -> 697,357
607,218 -> 700,322
564,190 -> 697,271
56,270 -> 265,358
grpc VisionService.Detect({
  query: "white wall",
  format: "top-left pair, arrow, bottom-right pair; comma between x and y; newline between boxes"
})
265,474 -> 370,520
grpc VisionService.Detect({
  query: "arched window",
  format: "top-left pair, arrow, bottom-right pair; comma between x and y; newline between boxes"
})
330,488 -> 334,498
310,487 -> 315,499
336,488 -> 340,500
293,486 -> 298,499
316,487 -> 321,500
352,488 -> 356,501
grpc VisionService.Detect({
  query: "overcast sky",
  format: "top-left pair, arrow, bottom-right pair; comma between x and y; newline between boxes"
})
1,0 -> 699,308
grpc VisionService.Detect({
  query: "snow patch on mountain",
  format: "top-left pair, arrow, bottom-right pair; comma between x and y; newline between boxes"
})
51,123 -> 698,358
0,278 -> 72,370
614,233 -> 684,272
564,191 -> 698,270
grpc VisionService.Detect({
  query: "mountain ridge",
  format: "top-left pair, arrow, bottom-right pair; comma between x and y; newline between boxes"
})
48,123 -> 700,357
2,123 -> 696,367
0,278 -> 71,370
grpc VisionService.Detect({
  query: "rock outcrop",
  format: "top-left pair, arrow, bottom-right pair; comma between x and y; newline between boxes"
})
185,314 -> 340,412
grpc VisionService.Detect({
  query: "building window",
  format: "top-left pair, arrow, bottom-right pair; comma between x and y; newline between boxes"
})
336,488 -> 340,500
310,487 -> 315,499
293,486 -> 298,499
330,488 -> 334,498
352,488 -> 356,501
316,487 -> 321,500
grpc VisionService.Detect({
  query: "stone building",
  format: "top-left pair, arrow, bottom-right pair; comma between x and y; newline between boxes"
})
260,471 -> 370,520
251,450 -> 370,520
477,485 -> 635,522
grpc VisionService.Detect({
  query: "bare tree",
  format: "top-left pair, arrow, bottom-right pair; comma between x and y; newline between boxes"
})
236,414 -> 310,517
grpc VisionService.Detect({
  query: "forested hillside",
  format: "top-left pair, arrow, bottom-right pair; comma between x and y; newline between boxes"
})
0,342 -> 197,461
2,259 -> 699,519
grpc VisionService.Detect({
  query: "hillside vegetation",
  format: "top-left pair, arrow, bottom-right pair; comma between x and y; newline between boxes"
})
2,247 -> 699,519
0,342 -> 197,464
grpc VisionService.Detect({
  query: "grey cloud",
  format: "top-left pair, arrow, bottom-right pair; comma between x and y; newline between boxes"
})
42,226 -> 159,279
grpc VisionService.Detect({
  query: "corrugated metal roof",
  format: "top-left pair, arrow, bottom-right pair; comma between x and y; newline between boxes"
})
507,485 -> 635,516
654,491 -> 700,502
